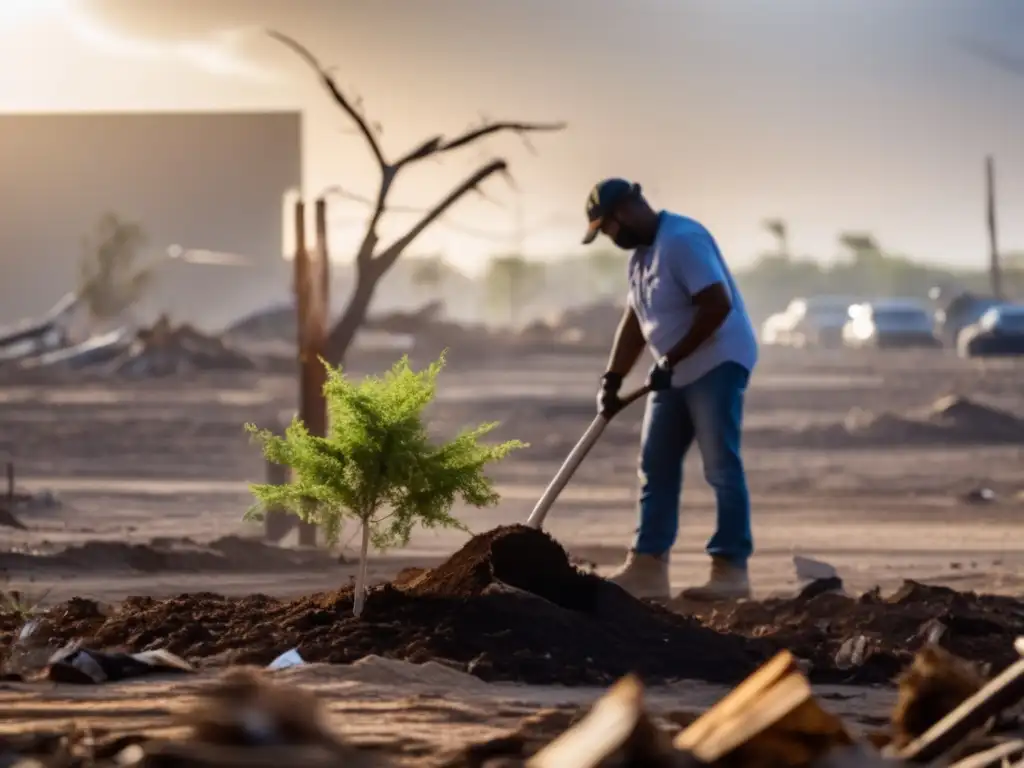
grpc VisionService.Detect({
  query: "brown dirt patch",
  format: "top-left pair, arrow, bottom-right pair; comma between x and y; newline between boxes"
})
3,529 -> 1021,688
0,526 -> 766,686
0,536 -> 339,574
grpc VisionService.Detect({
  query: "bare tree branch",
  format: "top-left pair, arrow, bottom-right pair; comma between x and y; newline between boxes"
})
321,185 -> 426,214
394,121 -> 566,169
376,160 -> 510,271
272,33 -> 565,363
267,29 -> 389,170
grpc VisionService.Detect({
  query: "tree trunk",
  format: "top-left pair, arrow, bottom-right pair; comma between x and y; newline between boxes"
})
325,267 -> 380,364
353,520 -> 371,617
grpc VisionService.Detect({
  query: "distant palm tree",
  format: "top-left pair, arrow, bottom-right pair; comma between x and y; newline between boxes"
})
762,218 -> 790,259
837,232 -> 880,261
77,213 -> 154,330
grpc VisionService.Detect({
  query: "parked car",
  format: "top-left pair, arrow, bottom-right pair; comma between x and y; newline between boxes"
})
957,304 -> 1024,358
760,296 -> 857,347
934,292 -> 1003,347
842,300 -> 940,349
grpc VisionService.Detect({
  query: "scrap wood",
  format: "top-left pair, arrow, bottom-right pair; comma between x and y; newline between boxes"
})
895,656 -> 1024,763
674,650 -> 855,767
527,674 -> 676,767
674,651 -> 799,753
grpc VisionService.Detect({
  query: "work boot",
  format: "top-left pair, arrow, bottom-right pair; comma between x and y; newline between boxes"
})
679,557 -> 751,602
606,551 -> 671,601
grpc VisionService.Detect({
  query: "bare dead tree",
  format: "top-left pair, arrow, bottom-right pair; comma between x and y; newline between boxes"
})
268,31 -> 566,362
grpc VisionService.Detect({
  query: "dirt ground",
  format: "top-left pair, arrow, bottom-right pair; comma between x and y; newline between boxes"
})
0,344 -> 1021,761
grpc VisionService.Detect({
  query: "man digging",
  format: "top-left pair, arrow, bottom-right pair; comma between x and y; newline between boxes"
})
583,178 -> 758,602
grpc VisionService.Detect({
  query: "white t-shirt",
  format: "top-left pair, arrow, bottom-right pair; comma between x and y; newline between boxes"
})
627,212 -> 758,387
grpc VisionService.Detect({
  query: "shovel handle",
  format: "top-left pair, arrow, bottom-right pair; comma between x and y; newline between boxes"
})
525,385 -> 649,530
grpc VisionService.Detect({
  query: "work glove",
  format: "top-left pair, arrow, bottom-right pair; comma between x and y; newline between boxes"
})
645,357 -> 673,391
596,372 -> 623,416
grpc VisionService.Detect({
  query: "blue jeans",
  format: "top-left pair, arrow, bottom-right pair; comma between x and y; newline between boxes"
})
634,361 -> 753,565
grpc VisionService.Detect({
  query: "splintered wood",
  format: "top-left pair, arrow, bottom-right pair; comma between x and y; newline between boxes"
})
526,641 -> 1024,768
673,650 -> 855,768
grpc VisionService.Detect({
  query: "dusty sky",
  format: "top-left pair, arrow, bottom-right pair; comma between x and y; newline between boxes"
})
2,0 -> 1023,274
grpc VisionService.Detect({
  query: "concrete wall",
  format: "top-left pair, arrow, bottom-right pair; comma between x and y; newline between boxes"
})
0,111 -> 301,330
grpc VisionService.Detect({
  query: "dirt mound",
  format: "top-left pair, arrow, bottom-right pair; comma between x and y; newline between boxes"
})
0,527 -> 766,686
0,536 -> 338,574
406,525 -> 589,606
4,532 -> 1018,687
778,395 -> 1024,449
678,581 -> 1024,684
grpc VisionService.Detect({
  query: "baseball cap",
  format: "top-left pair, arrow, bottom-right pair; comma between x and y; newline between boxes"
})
582,178 -> 639,245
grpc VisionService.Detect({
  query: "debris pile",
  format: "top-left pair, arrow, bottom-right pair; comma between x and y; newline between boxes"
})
515,644 -> 1024,768
112,316 -> 255,376
2,641 -> 1022,766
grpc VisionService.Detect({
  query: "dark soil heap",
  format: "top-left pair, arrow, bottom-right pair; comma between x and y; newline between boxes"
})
0,526 -> 766,686
683,580 -> 1024,684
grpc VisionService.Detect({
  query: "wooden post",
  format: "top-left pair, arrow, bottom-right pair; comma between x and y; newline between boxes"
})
291,199 -> 321,547
316,197 -> 330,330
986,156 -> 1003,300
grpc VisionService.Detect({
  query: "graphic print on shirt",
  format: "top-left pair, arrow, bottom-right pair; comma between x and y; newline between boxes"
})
629,250 -> 662,315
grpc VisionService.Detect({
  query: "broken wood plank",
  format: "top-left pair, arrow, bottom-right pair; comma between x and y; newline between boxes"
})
690,670 -> 853,765
674,650 -> 798,752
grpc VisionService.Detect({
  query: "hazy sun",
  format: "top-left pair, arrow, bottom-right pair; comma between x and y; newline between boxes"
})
0,0 -> 66,29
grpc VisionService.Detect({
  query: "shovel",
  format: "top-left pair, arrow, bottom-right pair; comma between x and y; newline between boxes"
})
526,386 -> 649,530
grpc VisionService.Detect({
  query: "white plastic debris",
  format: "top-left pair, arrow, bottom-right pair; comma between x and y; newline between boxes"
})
916,618 -> 948,645
834,635 -> 869,670
17,618 -> 42,644
794,554 -> 839,582
266,648 -> 305,670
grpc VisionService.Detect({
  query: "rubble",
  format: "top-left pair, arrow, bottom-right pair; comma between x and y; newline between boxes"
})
111,315 -> 255,376
0,630 -> 1020,766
